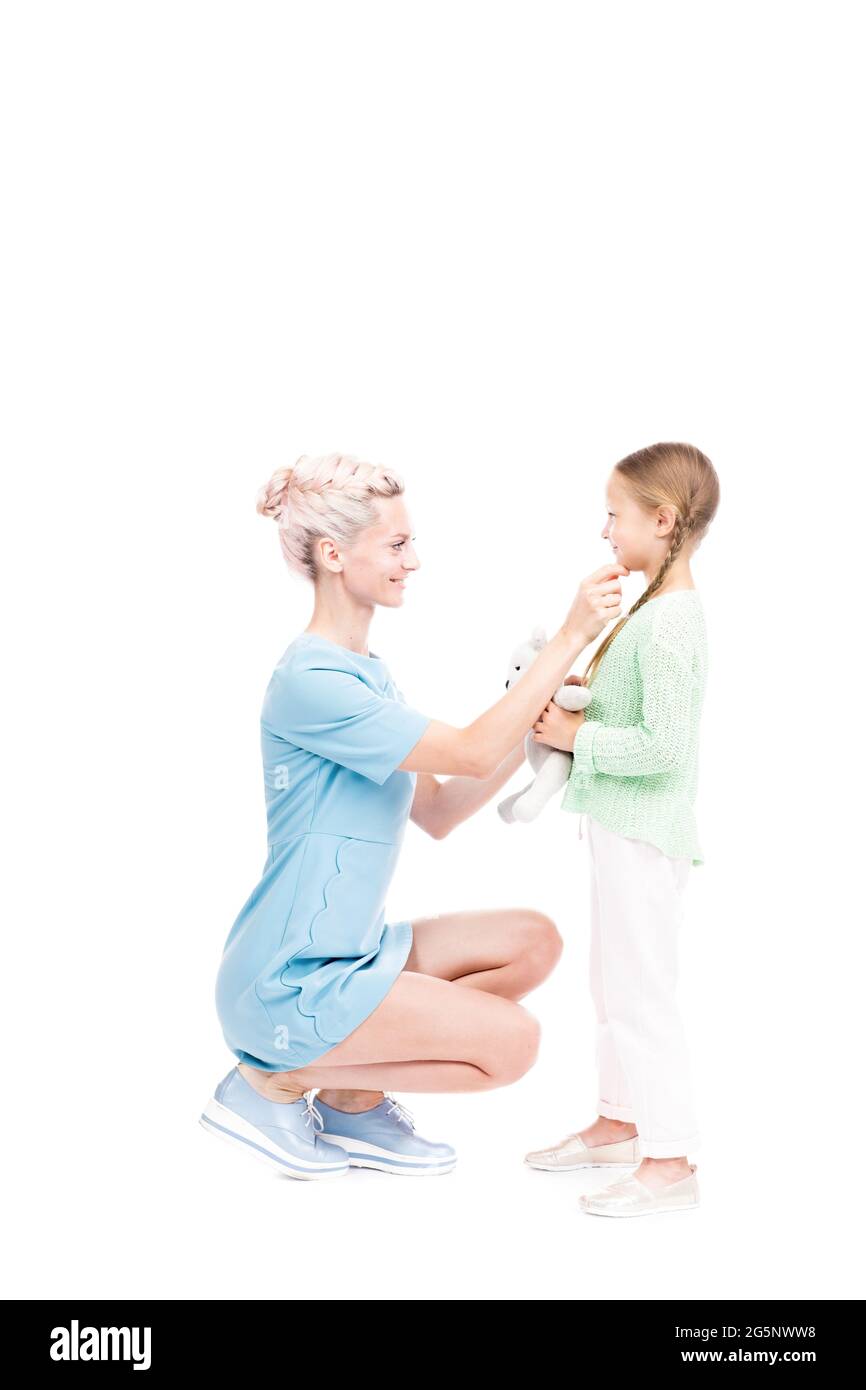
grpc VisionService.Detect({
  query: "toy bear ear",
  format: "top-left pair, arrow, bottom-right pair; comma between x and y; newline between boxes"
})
530,624 -> 547,649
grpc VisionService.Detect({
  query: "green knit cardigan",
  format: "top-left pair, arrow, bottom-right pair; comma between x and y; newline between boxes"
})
560,589 -> 709,866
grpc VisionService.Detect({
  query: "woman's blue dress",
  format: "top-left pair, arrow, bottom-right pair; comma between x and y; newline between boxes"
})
215,632 -> 431,1072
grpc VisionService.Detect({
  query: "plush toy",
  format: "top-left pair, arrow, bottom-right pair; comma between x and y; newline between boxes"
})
497,626 -> 592,824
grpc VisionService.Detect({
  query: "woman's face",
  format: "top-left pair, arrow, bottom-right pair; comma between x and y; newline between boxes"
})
323,494 -> 420,608
601,470 -> 675,573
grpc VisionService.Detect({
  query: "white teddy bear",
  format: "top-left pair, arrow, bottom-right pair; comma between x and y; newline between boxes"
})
497,625 -> 593,824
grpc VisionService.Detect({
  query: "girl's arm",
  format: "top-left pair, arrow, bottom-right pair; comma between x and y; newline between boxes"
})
410,740 -> 527,839
533,639 -> 697,776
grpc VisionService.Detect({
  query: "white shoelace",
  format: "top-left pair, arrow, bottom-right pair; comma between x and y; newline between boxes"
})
299,1091 -> 415,1131
301,1095 -> 325,1132
383,1094 -> 416,1130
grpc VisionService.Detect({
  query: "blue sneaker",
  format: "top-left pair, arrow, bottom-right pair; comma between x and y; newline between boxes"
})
200,1066 -> 350,1180
313,1093 -> 457,1176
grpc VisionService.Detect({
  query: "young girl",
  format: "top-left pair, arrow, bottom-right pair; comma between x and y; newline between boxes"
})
525,442 -> 720,1218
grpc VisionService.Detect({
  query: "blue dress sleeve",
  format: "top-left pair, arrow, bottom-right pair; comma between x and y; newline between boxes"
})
262,659 -> 432,785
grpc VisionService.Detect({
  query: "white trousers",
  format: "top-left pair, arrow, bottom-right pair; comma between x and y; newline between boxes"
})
582,812 -> 701,1158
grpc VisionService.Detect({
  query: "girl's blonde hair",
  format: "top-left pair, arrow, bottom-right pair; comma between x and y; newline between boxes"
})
257,453 -> 404,583
582,442 -> 720,685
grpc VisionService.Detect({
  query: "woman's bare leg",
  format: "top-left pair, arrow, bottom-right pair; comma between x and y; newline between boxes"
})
310,907 -> 561,1109
400,908 -> 564,999
316,907 -> 563,1110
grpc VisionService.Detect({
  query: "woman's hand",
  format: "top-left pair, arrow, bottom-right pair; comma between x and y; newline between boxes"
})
563,563 -> 629,643
532,700 -> 586,752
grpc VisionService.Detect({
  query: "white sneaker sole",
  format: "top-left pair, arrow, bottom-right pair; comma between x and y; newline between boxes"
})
346,1157 -> 457,1176
322,1133 -> 457,1176
200,1098 -> 349,1180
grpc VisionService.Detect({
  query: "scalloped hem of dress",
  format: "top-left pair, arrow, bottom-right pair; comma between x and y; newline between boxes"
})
235,918 -> 415,1074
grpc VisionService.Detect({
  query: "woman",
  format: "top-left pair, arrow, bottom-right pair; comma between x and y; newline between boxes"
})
200,452 -> 626,1180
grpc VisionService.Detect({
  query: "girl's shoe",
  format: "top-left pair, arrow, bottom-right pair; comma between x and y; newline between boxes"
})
524,1131 -> 641,1170
579,1163 -> 700,1217
199,1066 -> 350,1180
313,1093 -> 457,1175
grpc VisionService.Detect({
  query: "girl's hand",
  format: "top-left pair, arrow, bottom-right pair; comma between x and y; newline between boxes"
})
533,701 -> 586,752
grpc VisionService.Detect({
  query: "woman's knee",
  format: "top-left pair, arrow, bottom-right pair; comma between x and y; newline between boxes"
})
519,910 -> 564,974
480,1004 -> 541,1085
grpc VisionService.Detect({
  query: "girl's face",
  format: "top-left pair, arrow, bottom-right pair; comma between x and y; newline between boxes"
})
601,471 -> 675,574
320,493 -> 420,608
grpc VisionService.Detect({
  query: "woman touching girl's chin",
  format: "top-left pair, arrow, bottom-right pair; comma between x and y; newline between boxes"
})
201,450 -> 627,1181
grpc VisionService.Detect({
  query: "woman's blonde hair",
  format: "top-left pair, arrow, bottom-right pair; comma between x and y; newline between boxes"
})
257,453 -> 404,583
582,442 -> 720,685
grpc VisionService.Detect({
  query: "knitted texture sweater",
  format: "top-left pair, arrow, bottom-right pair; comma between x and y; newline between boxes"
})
560,589 -> 708,866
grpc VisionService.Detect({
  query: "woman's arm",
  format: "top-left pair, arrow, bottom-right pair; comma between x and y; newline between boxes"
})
410,740 -> 527,839
397,563 -> 629,779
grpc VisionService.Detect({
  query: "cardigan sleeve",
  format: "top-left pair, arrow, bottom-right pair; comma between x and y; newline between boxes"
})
571,629 -> 698,778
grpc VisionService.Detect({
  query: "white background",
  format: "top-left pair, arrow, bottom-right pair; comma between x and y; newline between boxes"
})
2,1 -> 863,1301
